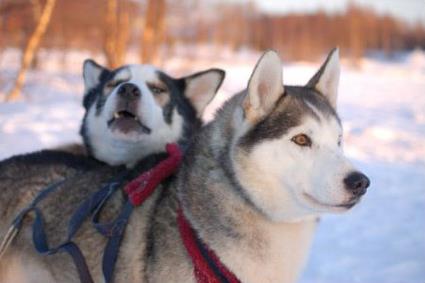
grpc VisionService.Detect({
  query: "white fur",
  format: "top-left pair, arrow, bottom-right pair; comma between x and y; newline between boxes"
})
228,112 -> 358,282
83,60 -> 103,94
0,253 -> 55,283
221,218 -> 317,283
246,50 -> 284,118
185,71 -> 223,115
233,49 -> 358,222
235,114 -> 357,222
224,50 -> 363,282
313,48 -> 340,108
85,65 -> 184,167
84,65 -> 224,167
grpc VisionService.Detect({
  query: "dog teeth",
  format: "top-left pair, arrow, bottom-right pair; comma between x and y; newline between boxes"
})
113,111 -> 138,121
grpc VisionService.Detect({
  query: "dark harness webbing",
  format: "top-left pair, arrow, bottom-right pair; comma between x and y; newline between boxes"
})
8,172 -> 130,283
5,144 -> 240,283
10,179 -> 95,283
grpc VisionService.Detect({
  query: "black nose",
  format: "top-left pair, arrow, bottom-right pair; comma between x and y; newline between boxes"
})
118,83 -> 141,100
344,172 -> 370,197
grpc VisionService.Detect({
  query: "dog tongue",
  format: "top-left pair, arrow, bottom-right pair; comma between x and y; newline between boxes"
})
110,117 -> 141,134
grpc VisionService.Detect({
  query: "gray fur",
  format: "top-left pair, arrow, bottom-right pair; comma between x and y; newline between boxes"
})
0,50 -> 368,283
0,90 -> 318,282
80,62 -> 225,167
306,47 -> 338,90
239,85 -> 339,149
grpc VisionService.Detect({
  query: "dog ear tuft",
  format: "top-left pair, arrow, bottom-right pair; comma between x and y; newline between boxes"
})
183,69 -> 225,115
306,48 -> 340,109
83,59 -> 109,93
244,50 -> 284,121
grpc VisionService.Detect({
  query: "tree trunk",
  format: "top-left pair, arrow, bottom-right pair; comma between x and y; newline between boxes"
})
0,10 -> 3,57
104,0 -> 130,69
140,0 -> 166,65
6,0 -> 56,101
30,0 -> 42,69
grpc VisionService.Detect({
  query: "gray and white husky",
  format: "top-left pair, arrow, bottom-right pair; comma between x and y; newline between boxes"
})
79,60 -> 225,167
0,63 -> 225,282
0,49 -> 370,283
29,61 -> 225,197
0,60 -> 224,211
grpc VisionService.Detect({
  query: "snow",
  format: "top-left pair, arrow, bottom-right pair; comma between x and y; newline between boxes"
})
1,48 -> 424,282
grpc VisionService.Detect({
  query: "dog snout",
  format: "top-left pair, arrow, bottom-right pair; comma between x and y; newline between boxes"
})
118,83 -> 141,100
343,172 -> 370,197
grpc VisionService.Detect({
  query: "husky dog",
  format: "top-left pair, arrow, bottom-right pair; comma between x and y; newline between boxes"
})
0,49 -> 369,283
79,61 -> 225,167
39,61 -> 224,185
0,61 -> 225,224
0,64 -> 225,282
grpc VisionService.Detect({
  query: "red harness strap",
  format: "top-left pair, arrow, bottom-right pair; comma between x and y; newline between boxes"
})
177,209 -> 241,283
125,143 -> 183,206
124,143 -> 240,283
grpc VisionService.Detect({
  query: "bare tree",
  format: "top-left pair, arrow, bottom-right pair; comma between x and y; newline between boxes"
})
140,0 -> 166,65
0,9 -> 3,57
104,0 -> 130,68
30,0 -> 42,69
6,0 -> 56,101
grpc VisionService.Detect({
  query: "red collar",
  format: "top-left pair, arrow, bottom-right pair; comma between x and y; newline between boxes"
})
125,143 -> 183,205
124,143 -> 240,283
177,208 -> 241,283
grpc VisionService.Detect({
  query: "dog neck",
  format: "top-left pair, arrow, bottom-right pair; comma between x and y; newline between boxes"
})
177,125 -> 317,283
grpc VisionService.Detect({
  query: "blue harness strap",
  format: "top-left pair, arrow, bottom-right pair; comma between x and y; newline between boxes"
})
66,175 -> 130,283
31,207 -> 94,283
8,179 -> 95,283
68,180 -> 122,239
71,176 -> 134,283
96,201 -> 133,283
8,173 -> 131,283
10,179 -> 64,235
8,167 -> 154,283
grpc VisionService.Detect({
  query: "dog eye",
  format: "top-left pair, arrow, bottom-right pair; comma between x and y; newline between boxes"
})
148,84 -> 166,95
105,82 -> 115,89
291,134 -> 312,147
105,80 -> 123,89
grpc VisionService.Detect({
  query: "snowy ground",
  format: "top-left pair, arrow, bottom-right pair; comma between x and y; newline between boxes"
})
0,48 -> 424,282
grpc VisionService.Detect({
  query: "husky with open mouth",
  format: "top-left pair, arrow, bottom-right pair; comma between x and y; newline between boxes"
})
0,50 -> 369,283
80,61 -> 225,167
0,62 -> 225,283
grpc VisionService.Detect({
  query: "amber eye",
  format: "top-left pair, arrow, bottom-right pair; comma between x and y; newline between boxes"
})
148,84 -> 166,95
291,134 -> 312,147
105,81 -> 117,89
105,80 -> 125,90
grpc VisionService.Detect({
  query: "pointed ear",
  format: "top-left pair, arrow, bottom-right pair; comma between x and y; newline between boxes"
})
244,50 -> 284,121
82,59 -> 110,93
183,68 -> 225,115
306,48 -> 340,108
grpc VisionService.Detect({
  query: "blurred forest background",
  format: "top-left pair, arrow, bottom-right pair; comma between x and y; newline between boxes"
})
1,0 -> 425,100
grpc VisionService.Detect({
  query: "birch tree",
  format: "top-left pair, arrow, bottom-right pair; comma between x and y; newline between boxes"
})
140,0 -> 166,65
6,0 -> 56,101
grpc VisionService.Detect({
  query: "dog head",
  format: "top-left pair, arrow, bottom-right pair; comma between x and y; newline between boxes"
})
80,61 -> 224,167
228,49 -> 370,221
